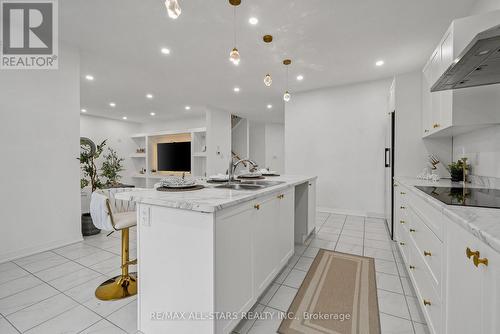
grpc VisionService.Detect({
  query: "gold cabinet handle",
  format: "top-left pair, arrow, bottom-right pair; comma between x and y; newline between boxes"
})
277,194 -> 284,199
424,129 -> 430,133
473,256 -> 489,267
399,242 -> 405,246
400,220 -> 405,224
433,123 -> 441,129
466,247 -> 479,259
254,204 -> 260,210
400,192 -> 406,195
409,265 -> 415,270
423,299 -> 432,306
394,183 -> 398,187
409,229 -> 416,233
400,206 -> 406,209
424,251 -> 432,257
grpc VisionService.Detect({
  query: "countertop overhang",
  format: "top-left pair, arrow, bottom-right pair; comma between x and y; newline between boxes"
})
115,175 -> 317,213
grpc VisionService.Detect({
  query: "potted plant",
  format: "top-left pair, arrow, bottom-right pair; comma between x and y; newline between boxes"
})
79,137 -> 106,236
101,148 -> 125,187
448,160 -> 468,182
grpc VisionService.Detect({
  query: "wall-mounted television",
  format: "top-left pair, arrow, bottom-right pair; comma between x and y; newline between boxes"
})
157,142 -> 191,172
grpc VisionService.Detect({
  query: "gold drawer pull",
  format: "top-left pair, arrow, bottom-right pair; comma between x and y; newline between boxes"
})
399,242 -> 405,246
424,251 -> 432,257
254,204 -> 260,210
433,123 -> 441,129
424,129 -> 429,133
409,265 -> 415,270
400,192 -> 406,195
277,194 -> 284,199
400,206 -> 406,209
409,229 -> 416,233
466,247 -> 479,259
473,256 -> 489,267
394,183 -> 398,187
423,299 -> 432,306
400,220 -> 406,224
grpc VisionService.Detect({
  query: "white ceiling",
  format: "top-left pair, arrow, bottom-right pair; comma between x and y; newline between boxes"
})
60,0 -> 474,123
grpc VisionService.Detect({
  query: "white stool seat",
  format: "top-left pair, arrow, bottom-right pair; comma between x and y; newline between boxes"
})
113,211 -> 137,229
90,188 -> 137,231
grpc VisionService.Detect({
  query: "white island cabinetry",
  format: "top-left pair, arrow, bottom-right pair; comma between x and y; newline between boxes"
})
120,176 -> 317,334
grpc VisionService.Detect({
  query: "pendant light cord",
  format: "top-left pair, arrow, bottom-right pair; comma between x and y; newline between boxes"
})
233,6 -> 237,47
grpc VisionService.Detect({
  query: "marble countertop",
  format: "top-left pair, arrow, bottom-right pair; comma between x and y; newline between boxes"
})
115,175 -> 317,213
395,176 -> 500,254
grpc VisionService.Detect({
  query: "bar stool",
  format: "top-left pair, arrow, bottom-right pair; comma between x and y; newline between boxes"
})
90,188 -> 137,300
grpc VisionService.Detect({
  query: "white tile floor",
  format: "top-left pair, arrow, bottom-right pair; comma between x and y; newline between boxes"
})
0,212 -> 430,334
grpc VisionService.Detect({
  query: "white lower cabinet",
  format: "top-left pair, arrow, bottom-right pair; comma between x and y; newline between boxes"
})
446,222 -> 500,334
394,181 -> 500,334
307,180 -> 317,236
215,187 -> 295,334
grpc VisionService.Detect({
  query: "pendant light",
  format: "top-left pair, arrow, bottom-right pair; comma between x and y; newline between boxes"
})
165,0 -> 181,19
229,0 -> 241,66
264,74 -> 272,87
283,59 -> 292,102
262,35 -> 274,87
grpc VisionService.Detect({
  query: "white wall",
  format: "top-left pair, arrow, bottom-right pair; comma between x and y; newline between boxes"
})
470,0 -> 500,15
285,79 -> 392,216
206,109 -> 231,175
453,125 -> 500,180
265,123 -> 285,174
231,118 -> 249,174
249,121 -> 266,168
140,115 -> 206,133
80,115 -> 142,186
0,45 -> 82,262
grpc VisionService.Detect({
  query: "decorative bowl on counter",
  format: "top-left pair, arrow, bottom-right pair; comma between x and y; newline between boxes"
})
159,176 -> 196,188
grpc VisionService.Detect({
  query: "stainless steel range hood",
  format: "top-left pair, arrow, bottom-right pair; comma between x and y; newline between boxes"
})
431,24 -> 500,92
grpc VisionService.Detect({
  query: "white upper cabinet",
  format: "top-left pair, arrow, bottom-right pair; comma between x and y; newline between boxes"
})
422,10 -> 500,138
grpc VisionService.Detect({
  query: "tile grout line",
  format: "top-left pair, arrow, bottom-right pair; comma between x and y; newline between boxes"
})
391,242 -> 418,334
1,313 -> 21,334
7,253 -> 135,333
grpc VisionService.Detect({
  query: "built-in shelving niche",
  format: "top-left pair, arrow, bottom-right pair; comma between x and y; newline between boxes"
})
130,128 -> 207,188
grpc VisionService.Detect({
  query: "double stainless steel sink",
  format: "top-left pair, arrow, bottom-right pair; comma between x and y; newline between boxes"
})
215,180 -> 285,190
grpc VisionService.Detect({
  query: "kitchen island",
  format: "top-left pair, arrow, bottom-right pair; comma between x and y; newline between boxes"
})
115,175 -> 317,334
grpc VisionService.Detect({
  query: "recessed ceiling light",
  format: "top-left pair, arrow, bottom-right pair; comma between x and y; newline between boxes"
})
150,112 -> 156,116
146,93 -> 153,99
85,75 -> 94,81
233,87 -> 240,93
185,105 -> 191,110
267,104 -> 272,109
81,108 -> 87,113
161,47 -> 171,55
122,116 -> 127,120
296,75 -> 304,81
249,17 -> 258,25
375,60 -> 385,66
109,102 -> 116,107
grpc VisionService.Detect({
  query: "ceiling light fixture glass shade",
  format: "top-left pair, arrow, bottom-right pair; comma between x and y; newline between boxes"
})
264,74 -> 272,87
283,91 -> 291,102
165,0 -> 181,19
229,48 -> 240,65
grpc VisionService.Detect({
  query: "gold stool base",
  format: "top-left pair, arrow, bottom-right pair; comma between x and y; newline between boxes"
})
95,273 -> 137,301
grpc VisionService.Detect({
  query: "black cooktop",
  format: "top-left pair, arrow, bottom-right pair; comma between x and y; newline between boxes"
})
415,186 -> 500,209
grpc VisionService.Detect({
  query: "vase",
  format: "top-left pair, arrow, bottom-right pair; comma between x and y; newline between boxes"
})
81,213 -> 101,236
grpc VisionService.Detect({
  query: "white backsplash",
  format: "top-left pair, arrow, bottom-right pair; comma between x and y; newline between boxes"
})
453,125 -> 500,187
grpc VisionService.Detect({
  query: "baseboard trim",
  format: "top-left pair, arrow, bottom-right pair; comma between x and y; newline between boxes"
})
317,207 -> 385,219
0,235 -> 84,264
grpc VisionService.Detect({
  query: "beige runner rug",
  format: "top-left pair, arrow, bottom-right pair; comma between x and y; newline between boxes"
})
278,249 -> 381,334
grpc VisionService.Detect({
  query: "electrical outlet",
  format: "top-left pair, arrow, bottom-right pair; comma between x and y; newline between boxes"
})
140,206 -> 151,227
